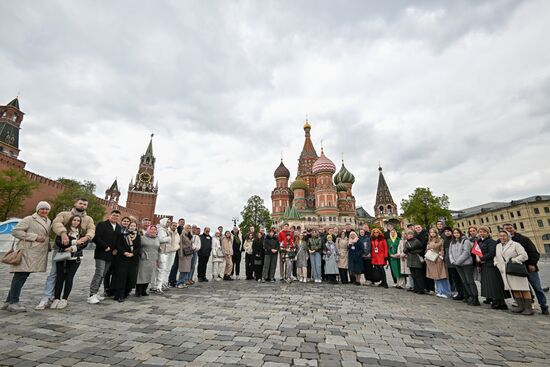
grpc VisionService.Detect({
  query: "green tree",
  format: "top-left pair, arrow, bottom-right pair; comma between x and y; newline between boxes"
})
239,195 -> 272,236
50,178 -> 105,223
401,187 -> 454,229
0,168 -> 39,220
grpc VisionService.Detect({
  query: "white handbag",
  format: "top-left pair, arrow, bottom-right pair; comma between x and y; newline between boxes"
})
424,249 -> 439,262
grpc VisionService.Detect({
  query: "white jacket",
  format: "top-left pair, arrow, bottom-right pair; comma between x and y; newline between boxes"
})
211,236 -> 224,259
192,234 -> 201,252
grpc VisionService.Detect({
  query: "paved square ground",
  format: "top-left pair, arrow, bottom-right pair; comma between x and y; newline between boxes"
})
1,253 -> 549,367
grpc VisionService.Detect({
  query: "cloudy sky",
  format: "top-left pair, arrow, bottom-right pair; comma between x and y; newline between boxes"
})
1,0 -> 549,228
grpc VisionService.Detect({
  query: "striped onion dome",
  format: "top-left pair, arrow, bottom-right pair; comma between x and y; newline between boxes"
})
312,148 -> 336,175
334,162 -> 355,185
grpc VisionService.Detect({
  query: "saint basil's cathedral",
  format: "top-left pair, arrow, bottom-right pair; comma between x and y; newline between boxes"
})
271,120 -> 401,229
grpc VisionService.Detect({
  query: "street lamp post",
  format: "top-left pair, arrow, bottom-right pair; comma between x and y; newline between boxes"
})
232,217 -> 238,226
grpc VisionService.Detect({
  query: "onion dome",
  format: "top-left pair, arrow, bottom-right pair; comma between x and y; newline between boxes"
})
303,118 -> 311,130
274,160 -> 290,178
290,178 -> 308,191
312,148 -> 336,174
335,183 -> 348,192
334,161 -> 355,185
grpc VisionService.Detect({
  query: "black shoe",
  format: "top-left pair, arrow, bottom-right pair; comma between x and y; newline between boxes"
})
483,299 -> 492,305
141,290 -> 149,296
470,298 -> 481,306
117,298 -> 124,303
491,303 -> 508,310
542,307 -> 549,315
417,291 -> 426,295
543,287 -> 549,293
464,297 -> 472,303
453,295 -> 465,301
135,293 -> 141,297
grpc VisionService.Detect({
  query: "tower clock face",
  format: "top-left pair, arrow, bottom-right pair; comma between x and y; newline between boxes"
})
139,172 -> 152,182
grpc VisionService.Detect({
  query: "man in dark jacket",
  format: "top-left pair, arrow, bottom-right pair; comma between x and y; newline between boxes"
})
197,227 -> 212,282
503,224 -> 548,315
168,218 -> 185,287
89,210 -> 121,303
262,228 -> 279,281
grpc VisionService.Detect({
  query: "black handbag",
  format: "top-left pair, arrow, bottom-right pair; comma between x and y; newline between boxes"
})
505,260 -> 528,277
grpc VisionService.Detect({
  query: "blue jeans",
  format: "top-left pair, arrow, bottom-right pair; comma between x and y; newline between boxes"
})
310,252 -> 321,281
435,279 -> 452,297
189,252 -> 198,280
5,272 -> 30,304
527,271 -> 548,310
41,249 -> 58,302
176,271 -> 190,285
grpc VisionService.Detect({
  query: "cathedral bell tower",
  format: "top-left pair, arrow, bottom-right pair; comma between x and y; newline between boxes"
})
126,135 -> 158,221
0,97 -> 23,160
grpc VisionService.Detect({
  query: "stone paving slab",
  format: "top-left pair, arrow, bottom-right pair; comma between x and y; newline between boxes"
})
1,253 -> 549,366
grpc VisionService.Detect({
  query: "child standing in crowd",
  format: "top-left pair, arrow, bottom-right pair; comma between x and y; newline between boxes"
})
296,232 -> 309,282
281,232 -> 296,283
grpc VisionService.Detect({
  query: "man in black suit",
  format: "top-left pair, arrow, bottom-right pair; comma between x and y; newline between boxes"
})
88,210 -> 121,304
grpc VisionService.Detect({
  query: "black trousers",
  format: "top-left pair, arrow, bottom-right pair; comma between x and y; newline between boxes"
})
55,260 -> 80,300
375,265 -> 388,286
5,272 -> 30,304
448,267 -> 465,296
424,263 -> 435,291
168,251 -> 179,285
339,268 -> 349,284
232,252 -> 242,276
245,253 -> 254,279
104,260 -> 113,295
410,267 -> 426,293
198,255 -> 210,280
321,258 -> 326,280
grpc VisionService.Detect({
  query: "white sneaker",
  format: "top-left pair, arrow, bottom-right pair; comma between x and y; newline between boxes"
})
87,294 -> 100,304
35,299 -> 50,310
177,283 -> 187,289
50,299 -> 61,309
96,294 -> 105,301
57,300 -> 68,309
1,302 -> 9,310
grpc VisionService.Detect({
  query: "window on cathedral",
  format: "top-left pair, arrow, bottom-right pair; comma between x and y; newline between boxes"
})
12,113 -> 17,122
1,111 -> 6,118
379,205 -> 384,214
387,205 -> 393,214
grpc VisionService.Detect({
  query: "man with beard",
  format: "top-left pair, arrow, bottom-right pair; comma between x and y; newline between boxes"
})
35,198 -> 96,309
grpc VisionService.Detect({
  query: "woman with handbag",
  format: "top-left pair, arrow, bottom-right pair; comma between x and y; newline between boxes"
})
2,201 -> 51,313
111,221 -> 141,302
494,230 -> 532,315
371,228 -> 389,288
449,228 -> 480,306
425,228 -> 451,298
51,216 -> 89,309
477,226 -> 509,310
403,230 -> 426,294
243,233 -> 255,280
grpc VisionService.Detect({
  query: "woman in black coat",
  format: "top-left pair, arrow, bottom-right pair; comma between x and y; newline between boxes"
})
111,221 -> 141,302
477,226 -> 509,309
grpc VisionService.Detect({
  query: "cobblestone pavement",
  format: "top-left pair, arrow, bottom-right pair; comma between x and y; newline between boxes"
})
1,254 -> 549,367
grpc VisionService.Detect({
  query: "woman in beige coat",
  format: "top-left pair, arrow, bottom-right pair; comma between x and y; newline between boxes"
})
494,230 -> 533,315
2,201 -> 51,312
336,231 -> 349,284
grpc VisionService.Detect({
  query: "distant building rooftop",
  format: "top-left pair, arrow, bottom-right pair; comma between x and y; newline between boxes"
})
453,195 -> 550,219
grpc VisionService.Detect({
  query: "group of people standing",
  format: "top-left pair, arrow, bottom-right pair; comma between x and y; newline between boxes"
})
2,199 -> 548,317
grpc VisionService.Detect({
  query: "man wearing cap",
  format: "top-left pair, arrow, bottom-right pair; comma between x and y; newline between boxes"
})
35,198 -> 95,310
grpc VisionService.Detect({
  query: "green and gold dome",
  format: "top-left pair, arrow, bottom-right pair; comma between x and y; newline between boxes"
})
290,178 -> 308,191
334,161 -> 355,185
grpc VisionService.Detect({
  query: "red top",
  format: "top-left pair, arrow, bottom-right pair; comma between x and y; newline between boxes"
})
278,230 -> 294,246
371,234 -> 388,265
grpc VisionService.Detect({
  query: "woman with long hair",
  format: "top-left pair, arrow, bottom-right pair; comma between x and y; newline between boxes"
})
426,228 -> 451,298
388,228 -> 405,289
449,228 -> 479,306
477,226 -> 508,309
112,221 -> 141,302
371,228 -> 388,288
51,216 -> 89,309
